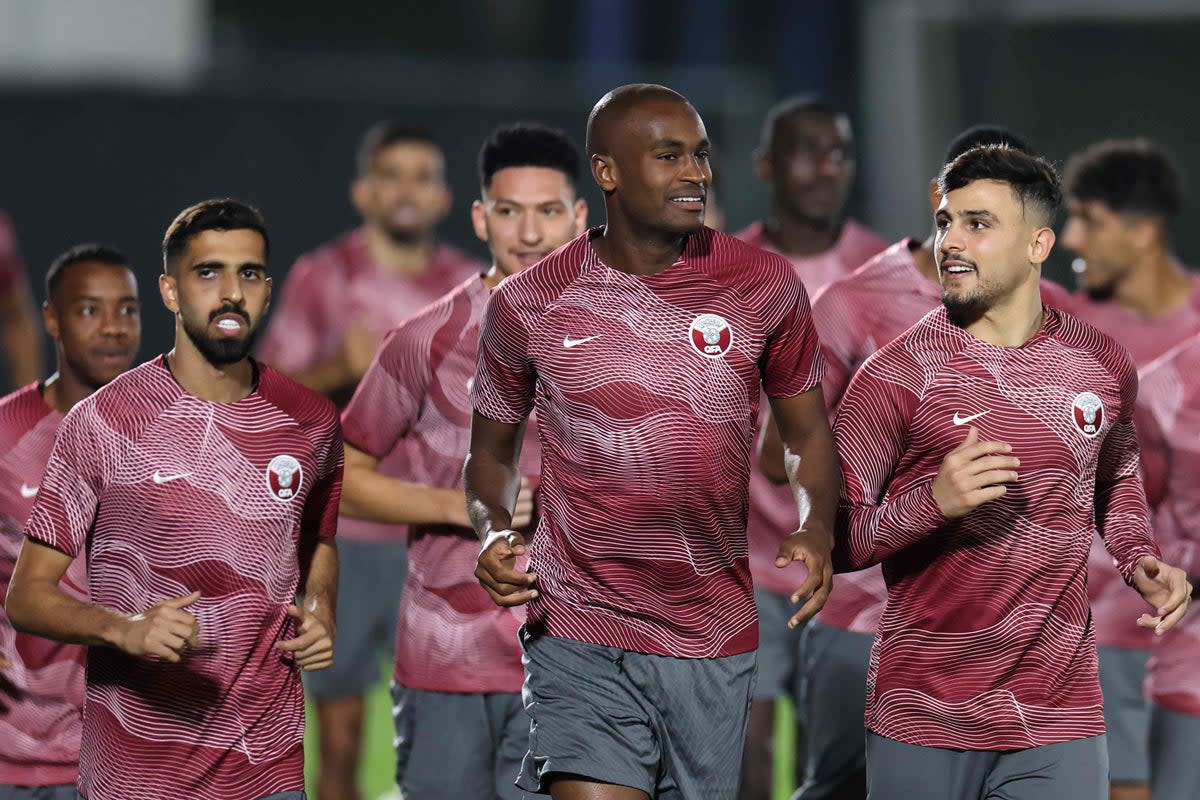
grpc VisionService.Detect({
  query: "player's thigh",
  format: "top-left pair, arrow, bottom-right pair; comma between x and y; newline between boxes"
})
488,690 -> 533,800
795,623 -> 873,798
623,648 -> 757,800
865,732 -> 991,800
516,631 -> 660,797
1149,704 -> 1200,800
306,539 -> 406,699
392,685 -> 494,800
986,735 -> 1106,800
753,589 -> 801,702
1097,646 -> 1150,784
0,786 -> 78,800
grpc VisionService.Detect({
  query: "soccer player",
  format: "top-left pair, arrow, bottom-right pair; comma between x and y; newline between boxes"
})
0,244 -> 140,800
834,145 -> 1191,799
257,122 -> 483,799
338,123 -> 586,799
780,125 -> 1073,800
1135,333 -> 1200,800
0,211 -> 47,388
5,199 -> 343,800
466,83 -> 839,800
1060,138 -> 1200,800
735,97 -> 886,797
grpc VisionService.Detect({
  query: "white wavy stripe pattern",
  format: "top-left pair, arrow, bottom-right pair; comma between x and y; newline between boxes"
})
474,229 -> 823,658
836,307 -> 1158,749
23,359 -> 341,800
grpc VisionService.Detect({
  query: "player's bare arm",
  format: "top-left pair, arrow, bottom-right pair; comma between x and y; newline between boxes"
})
340,442 -> 534,528
7,538 -> 200,662
768,386 -> 840,627
464,410 -> 538,607
755,407 -> 789,485
0,281 -> 42,387
930,426 -> 1020,518
279,537 -> 337,671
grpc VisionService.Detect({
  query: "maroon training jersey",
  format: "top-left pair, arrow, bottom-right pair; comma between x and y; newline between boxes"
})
342,275 -> 538,694
473,228 -> 824,658
258,227 -> 483,544
23,358 -> 343,800
1137,335 -> 1200,716
735,218 -> 886,597
809,241 -> 1074,631
834,306 -> 1159,750
0,384 -> 83,786
1072,279 -> 1200,650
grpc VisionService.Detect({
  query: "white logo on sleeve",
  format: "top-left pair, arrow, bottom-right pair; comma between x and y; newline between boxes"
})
152,471 -> 190,485
563,335 -> 602,349
952,410 -> 990,426
19,483 -> 38,498
267,455 -> 304,501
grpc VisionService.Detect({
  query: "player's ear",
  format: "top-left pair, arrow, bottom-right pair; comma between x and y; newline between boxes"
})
591,154 -> 617,194
159,273 -> 180,314
42,299 -> 60,342
753,149 -> 771,183
1029,226 -> 1056,266
470,199 -> 488,245
573,198 -> 589,235
350,177 -> 369,216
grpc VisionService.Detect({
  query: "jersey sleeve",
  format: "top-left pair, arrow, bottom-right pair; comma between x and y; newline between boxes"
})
472,285 -> 535,423
760,272 -> 825,399
810,282 -> 859,413
258,254 -> 335,375
342,324 -> 427,459
303,409 -> 344,541
832,353 -> 947,571
23,402 -> 107,557
1094,351 -> 1161,582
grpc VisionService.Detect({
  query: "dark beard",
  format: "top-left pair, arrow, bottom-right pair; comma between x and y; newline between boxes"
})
182,310 -> 257,367
381,223 -> 427,246
942,291 -> 989,327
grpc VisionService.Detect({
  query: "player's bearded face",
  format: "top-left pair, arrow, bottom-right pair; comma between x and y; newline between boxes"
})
1060,198 -> 1139,297
181,300 -> 260,366
359,143 -> 451,244
768,113 -> 855,227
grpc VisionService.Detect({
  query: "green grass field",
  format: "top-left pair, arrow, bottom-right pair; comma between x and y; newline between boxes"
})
303,662 -> 799,800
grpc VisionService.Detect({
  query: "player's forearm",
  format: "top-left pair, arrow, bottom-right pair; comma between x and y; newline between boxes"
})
1096,422 -> 1161,581
780,417 -> 840,539
292,355 -> 353,396
299,539 -> 338,631
463,449 -> 521,543
340,464 -> 471,527
6,578 -> 128,648
757,412 -> 789,485
836,482 -> 948,571
0,293 -> 42,387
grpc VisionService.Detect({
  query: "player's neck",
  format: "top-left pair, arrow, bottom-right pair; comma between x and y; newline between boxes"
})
1110,250 -> 1193,319
482,265 -> 505,290
763,212 -> 840,258
364,226 -> 435,275
166,335 -> 256,403
41,365 -> 95,415
593,218 -> 688,277
962,282 -> 1046,348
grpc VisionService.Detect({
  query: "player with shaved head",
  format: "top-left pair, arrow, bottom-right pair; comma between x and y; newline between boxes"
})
465,84 -> 839,800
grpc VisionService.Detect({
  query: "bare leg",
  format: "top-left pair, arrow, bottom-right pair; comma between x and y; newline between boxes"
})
1109,784 -> 1149,800
739,699 -> 777,800
315,696 -> 365,800
549,775 -> 652,800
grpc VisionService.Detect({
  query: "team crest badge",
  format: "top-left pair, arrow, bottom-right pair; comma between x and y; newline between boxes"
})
266,454 -> 303,501
1072,392 -> 1105,438
690,313 -> 733,358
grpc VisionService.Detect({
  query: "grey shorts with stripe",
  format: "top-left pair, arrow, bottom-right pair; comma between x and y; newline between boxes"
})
1097,646 -> 1149,784
517,628 -> 757,799
1149,703 -> 1200,800
0,786 -> 76,800
391,683 -> 527,800
753,589 -> 806,703
865,733 -> 1107,800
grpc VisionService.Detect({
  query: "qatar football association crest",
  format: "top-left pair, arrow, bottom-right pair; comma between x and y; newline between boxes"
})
266,454 -> 304,501
1071,392 -> 1104,438
690,313 -> 733,358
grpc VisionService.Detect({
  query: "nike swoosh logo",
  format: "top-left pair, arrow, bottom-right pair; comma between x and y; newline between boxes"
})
563,335 -> 601,349
152,471 -> 190,485
952,410 -> 990,426
19,484 -> 38,498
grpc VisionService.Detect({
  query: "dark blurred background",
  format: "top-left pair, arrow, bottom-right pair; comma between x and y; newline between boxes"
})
2,0 -> 1198,376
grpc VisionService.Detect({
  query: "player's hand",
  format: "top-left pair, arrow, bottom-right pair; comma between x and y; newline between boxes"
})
776,524 -> 834,629
511,478 -> 536,530
476,529 -> 538,607
119,590 -> 201,662
0,650 -> 19,714
931,427 -> 1019,518
342,324 -> 381,382
1133,556 -> 1192,635
0,652 -> 11,670
276,603 -> 335,671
